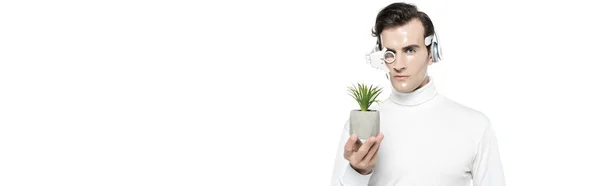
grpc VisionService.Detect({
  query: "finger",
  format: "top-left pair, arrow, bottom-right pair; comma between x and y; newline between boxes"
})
354,136 -> 376,160
363,134 -> 384,161
363,138 -> 381,161
344,134 -> 358,155
369,148 -> 379,163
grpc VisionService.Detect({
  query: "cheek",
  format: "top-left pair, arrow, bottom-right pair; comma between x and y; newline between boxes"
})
385,63 -> 394,71
406,55 -> 429,71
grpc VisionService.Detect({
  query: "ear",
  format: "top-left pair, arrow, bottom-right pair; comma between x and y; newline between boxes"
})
428,55 -> 434,65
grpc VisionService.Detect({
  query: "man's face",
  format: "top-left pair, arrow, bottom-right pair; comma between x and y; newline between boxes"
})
380,18 -> 432,93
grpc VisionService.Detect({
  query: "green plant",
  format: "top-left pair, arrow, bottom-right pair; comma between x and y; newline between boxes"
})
347,83 -> 384,111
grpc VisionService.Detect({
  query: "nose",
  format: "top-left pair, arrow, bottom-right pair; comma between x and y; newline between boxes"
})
392,56 -> 407,71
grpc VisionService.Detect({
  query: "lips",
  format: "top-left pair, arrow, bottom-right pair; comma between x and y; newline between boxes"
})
393,75 -> 410,80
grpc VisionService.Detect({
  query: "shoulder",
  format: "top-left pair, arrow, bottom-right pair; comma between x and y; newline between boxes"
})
437,94 -> 492,128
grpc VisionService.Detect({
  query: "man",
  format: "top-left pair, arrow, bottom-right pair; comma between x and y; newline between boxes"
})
330,2 -> 506,186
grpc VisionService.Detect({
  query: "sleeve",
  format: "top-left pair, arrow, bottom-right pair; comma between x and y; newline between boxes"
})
330,119 -> 373,186
471,122 -> 506,186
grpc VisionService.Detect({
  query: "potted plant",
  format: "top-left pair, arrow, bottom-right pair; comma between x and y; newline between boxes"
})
347,83 -> 384,141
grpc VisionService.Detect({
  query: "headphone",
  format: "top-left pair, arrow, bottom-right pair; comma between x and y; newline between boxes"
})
365,29 -> 442,73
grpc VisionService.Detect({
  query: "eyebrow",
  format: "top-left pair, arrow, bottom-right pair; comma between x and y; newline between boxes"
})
386,44 -> 420,53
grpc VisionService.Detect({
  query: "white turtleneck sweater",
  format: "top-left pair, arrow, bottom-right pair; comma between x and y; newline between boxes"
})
330,78 -> 506,186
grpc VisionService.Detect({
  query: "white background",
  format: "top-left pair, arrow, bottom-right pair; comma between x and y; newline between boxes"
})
1,0 -> 599,185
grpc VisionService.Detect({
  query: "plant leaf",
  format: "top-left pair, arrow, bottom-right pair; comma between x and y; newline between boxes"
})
346,82 -> 384,111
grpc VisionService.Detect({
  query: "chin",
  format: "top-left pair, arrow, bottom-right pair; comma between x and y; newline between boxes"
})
391,82 -> 418,93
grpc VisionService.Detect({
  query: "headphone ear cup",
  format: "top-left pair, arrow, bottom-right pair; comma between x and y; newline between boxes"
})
432,42 -> 438,63
431,42 -> 441,63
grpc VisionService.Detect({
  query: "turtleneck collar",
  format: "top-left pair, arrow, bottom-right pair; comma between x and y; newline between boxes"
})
389,77 -> 438,106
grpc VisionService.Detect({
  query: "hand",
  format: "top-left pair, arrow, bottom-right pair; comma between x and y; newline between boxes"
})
343,133 -> 384,175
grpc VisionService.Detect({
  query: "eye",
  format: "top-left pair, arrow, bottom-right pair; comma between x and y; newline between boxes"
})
405,48 -> 416,54
383,51 -> 395,63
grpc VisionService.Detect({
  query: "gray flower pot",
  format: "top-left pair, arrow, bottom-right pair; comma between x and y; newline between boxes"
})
349,110 -> 380,140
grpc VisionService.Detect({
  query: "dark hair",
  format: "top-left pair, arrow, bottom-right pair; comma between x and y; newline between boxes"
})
371,2 -> 435,53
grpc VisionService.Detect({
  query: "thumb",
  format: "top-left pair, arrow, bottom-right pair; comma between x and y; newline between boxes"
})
345,134 -> 359,153
352,134 -> 363,149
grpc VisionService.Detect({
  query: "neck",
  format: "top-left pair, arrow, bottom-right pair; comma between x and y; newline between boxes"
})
389,76 -> 438,106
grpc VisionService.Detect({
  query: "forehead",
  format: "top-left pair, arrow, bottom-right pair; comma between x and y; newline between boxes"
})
380,18 -> 425,47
